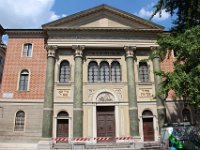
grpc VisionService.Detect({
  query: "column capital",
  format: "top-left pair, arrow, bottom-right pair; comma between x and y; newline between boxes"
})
72,45 -> 85,58
124,46 -> 136,58
150,46 -> 160,59
45,45 -> 57,58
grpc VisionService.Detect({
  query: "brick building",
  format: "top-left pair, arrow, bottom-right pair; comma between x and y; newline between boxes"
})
0,25 -> 6,85
0,5 -> 198,149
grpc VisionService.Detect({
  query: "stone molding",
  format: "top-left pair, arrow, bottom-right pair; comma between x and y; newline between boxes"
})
72,45 -> 85,58
150,46 -> 160,58
46,45 -> 57,58
124,46 -> 136,58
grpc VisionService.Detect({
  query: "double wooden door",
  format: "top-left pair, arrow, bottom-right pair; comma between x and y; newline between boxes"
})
143,118 -> 154,141
57,119 -> 69,142
97,106 -> 115,139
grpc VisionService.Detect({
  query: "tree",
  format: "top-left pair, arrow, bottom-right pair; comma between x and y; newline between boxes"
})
152,0 -> 200,32
154,25 -> 200,108
151,0 -> 200,109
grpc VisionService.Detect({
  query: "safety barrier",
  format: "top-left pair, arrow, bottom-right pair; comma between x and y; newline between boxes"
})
53,136 -> 134,142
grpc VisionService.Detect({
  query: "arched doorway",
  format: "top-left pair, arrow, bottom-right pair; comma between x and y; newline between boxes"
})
142,110 -> 154,141
57,111 -> 69,142
92,89 -> 120,143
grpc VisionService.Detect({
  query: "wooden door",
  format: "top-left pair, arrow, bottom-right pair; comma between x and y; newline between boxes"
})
97,106 -> 115,140
57,119 -> 69,141
143,118 -> 154,141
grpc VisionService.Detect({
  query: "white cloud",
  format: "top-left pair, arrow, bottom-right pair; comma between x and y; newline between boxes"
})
137,7 -> 170,21
0,0 -> 66,28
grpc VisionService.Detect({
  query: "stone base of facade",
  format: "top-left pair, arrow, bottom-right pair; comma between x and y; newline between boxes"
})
38,139 -> 52,150
0,143 -> 38,150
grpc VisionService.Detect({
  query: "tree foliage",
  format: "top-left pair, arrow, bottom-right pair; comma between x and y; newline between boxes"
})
152,0 -> 200,32
155,25 -> 200,108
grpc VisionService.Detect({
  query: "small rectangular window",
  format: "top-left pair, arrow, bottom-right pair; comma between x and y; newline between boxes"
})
23,43 -> 32,57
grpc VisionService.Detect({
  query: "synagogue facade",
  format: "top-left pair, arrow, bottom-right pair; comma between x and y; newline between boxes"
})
0,5 -> 197,146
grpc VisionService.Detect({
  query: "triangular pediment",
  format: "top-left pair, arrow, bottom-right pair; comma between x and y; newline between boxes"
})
42,4 -> 163,30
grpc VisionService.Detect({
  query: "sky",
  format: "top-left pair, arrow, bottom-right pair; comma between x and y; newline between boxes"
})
0,0 -> 176,43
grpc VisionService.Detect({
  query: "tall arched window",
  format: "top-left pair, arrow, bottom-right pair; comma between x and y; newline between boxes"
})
59,61 -> 70,83
111,61 -> 121,82
182,108 -> 191,122
100,61 -> 110,82
14,111 -> 25,131
23,43 -> 32,57
88,61 -> 98,82
19,69 -> 29,91
139,62 -> 149,82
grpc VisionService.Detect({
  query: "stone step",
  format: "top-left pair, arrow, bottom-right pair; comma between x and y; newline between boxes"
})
52,142 -> 162,150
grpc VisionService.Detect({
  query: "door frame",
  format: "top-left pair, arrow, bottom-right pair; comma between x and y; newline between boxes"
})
141,110 -> 155,141
93,104 -> 119,143
53,111 -> 71,143
56,118 -> 69,138
92,89 -> 120,143
96,106 -> 116,139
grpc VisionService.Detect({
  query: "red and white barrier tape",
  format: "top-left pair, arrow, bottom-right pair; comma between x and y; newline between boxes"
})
53,137 -> 134,142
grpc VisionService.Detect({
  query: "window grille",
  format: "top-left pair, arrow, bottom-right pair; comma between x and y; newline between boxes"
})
14,111 -> 25,131
19,70 -> 29,91
111,61 -> 121,82
139,62 -> 149,82
88,61 -> 98,82
59,61 -> 70,83
100,62 -> 110,82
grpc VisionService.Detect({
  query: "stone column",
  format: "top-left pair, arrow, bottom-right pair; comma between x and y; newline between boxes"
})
72,45 -> 84,138
124,46 -> 139,136
151,46 -> 166,132
42,45 -> 57,138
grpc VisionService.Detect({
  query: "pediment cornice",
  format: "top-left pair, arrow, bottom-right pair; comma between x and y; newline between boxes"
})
44,27 -> 163,32
42,4 -> 164,31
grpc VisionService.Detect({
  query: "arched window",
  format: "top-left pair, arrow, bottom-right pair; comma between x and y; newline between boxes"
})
139,62 -> 149,82
23,43 -> 32,57
59,61 -> 70,83
100,61 -> 110,82
111,61 -> 121,82
19,69 -> 29,91
14,111 -> 25,131
88,61 -> 98,82
182,108 -> 191,122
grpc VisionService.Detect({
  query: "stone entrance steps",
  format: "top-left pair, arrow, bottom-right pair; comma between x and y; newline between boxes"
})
52,142 -> 162,150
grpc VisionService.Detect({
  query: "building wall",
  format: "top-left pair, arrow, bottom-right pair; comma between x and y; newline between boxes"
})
1,37 -> 46,99
0,35 -> 196,143
0,36 -> 46,142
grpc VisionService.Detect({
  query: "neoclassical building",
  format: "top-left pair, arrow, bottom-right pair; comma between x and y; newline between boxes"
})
0,4 -> 197,148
